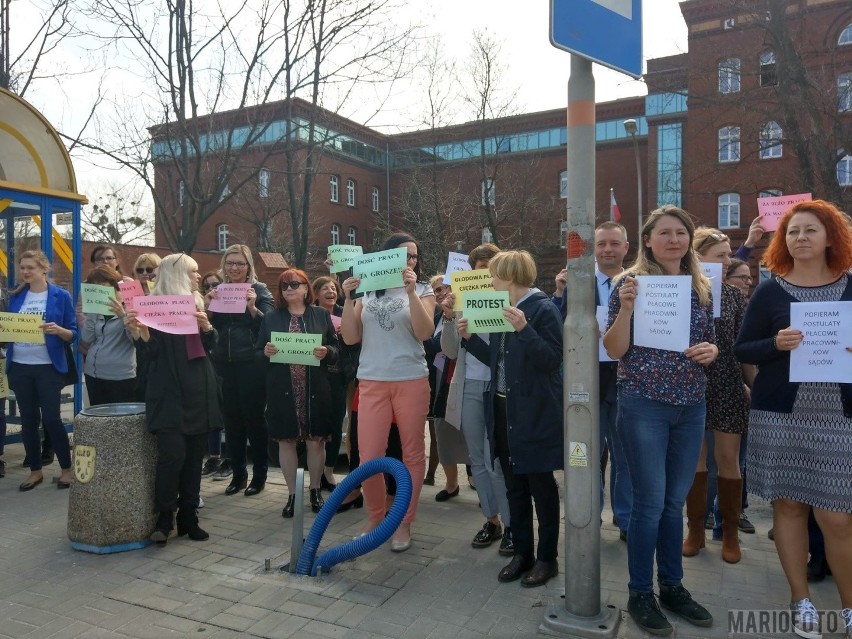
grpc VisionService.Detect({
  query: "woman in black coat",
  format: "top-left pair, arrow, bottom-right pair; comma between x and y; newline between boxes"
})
259,268 -> 339,517
459,250 -> 564,588
125,253 -> 224,544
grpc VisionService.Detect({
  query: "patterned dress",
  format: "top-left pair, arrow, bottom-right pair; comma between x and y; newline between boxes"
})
705,283 -> 749,433
748,275 -> 852,512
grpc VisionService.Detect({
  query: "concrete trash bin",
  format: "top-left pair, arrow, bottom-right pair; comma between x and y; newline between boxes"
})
67,403 -> 157,553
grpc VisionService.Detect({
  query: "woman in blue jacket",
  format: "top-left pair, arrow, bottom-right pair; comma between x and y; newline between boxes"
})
457,250 -> 564,588
6,250 -> 78,491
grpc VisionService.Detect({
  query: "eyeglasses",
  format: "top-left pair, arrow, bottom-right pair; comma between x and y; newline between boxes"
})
696,232 -> 730,252
281,281 -> 305,290
94,256 -> 116,263
136,267 -> 155,274
407,254 -> 418,262
203,282 -> 220,290
728,274 -> 753,283
225,261 -> 248,268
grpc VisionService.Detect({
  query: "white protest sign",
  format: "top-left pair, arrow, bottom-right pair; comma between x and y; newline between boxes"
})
633,275 -> 691,352
596,306 -> 615,362
442,252 -> 470,285
700,262 -> 723,318
789,301 -> 852,383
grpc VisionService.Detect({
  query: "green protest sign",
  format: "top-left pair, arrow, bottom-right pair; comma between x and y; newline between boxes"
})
328,244 -> 363,273
353,247 -> 407,294
82,283 -> 117,315
270,332 -> 322,366
462,290 -> 514,333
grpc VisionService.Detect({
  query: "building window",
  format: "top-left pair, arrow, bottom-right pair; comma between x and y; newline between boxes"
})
839,23 -> 852,45
259,169 -> 270,198
759,51 -> 777,87
217,224 -> 229,251
330,223 -> 340,245
330,175 -> 339,203
759,121 -> 783,159
346,179 -> 356,207
559,170 -> 568,199
559,220 -> 568,248
481,179 -> 495,206
481,227 -> 493,244
838,154 -> 852,187
371,186 -> 380,213
838,73 -> 852,113
718,193 -> 740,229
657,123 -> 683,207
347,226 -> 357,245
759,189 -> 783,198
718,58 -> 741,94
718,126 -> 740,163
178,180 -> 186,206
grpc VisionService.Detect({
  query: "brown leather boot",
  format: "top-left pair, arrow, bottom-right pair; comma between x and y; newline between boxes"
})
682,471 -> 707,557
718,476 -> 742,564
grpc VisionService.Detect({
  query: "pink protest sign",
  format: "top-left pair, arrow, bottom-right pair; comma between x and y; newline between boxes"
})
756,193 -> 812,232
134,295 -> 198,335
118,279 -> 145,308
330,315 -> 342,330
208,283 -> 250,314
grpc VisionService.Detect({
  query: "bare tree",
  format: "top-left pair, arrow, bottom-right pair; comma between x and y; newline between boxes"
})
81,180 -> 154,245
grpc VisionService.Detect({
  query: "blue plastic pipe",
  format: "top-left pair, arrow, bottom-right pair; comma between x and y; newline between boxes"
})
295,457 -> 412,576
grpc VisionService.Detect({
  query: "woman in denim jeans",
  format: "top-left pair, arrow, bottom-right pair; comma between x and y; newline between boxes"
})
604,206 -> 718,636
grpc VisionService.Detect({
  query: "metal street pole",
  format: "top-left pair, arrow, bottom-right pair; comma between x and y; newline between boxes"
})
541,54 -> 619,639
623,119 -> 643,245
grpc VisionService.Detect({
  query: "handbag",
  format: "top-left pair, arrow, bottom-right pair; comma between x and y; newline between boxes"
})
62,341 -> 79,387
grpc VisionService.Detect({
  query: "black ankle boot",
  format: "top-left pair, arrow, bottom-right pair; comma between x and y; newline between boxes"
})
150,510 -> 173,544
310,488 -> 324,513
176,509 -> 209,541
282,495 -> 295,518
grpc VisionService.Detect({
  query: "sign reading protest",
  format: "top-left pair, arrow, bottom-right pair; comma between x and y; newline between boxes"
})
596,306 -> 616,362
0,312 -> 45,343
442,252 -> 470,285
118,279 -> 145,308
328,245 -> 364,273
133,295 -> 198,335
450,269 -> 494,311
270,332 -> 322,366
789,301 -> 852,383
633,275 -> 691,352
208,283 -> 250,314
756,193 -> 812,232
352,248 -> 407,294
82,283 -> 117,315
700,262 -> 723,318
462,291 -> 513,333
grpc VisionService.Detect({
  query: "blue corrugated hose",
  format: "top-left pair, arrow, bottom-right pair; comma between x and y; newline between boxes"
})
295,457 -> 412,576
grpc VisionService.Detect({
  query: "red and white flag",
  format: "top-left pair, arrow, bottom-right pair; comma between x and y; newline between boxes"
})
610,189 -> 622,222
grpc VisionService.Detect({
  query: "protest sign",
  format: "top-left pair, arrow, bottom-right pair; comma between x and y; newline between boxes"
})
756,193 -> 812,232
700,262 -> 723,318
208,283 -> 250,314
0,312 -> 45,343
596,306 -> 616,362
450,269 -> 494,311
352,248 -> 407,294
462,291 -> 513,333
789,301 -> 852,383
442,252 -> 470,285
328,245 -> 364,273
133,295 -> 198,335
270,332 -> 322,366
118,279 -> 145,308
82,283 -> 117,315
633,275 -> 692,352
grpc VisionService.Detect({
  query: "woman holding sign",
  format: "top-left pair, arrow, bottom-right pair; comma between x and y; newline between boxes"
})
340,232 -> 436,552
125,253 -> 222,544
6,250 -> 77,492
207,245 -> 274,498
259,268 -> 338,517
734,200 -> 852,639
603,206 -> 717,635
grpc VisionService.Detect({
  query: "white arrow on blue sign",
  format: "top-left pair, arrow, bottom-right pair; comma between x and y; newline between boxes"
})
550,0 -> 643,79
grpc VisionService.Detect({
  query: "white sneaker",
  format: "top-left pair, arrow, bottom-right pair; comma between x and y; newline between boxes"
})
197,496 -> 205,509
790,599 -> 821,639
840,608 -> 851,639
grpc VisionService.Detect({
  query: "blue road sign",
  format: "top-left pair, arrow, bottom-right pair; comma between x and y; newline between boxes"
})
550,0 -> 643,78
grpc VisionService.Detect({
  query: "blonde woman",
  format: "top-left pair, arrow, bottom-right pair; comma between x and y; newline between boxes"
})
131,253 -> 162,401
604,206 -> 718,635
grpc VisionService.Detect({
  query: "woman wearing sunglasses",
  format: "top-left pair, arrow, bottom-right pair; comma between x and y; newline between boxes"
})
259,269 -> 339,516
130,253 -> 162,401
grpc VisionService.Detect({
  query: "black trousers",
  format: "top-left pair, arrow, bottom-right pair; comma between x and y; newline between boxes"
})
324,373 -> 347,469
154,430 -> 206,513
221,360 -> 268,482
85,375 -> 137,406
494,395 -> 560,563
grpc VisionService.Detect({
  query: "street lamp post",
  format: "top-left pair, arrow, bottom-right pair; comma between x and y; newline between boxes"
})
623,119 -> 643,245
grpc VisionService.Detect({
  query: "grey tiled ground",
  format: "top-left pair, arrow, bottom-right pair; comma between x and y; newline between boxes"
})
0,440 -> 843,638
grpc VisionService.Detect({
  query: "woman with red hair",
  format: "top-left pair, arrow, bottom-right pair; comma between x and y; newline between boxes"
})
735,200 -> 852,639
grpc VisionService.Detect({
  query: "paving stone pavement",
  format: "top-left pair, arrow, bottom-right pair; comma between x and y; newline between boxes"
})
0,442 -> 843,638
